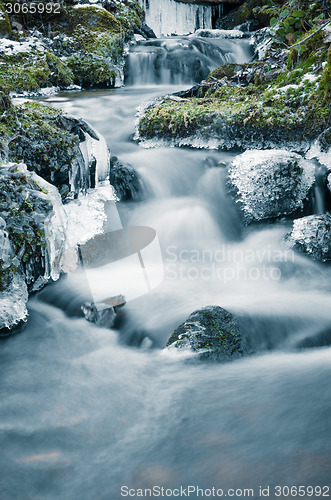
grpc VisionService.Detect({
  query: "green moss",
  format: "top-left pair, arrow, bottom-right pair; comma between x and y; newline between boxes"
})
0,1 -> 11,37
67,54 -> 117,88
0,45 -> 74,92
0,101 -> 79,196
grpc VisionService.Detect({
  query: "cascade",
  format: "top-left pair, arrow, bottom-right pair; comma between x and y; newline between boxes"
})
125,36 -> 253,85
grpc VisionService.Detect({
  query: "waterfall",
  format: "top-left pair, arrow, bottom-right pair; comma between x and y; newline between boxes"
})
125,36 -> 254,86
139,0 -> 223,36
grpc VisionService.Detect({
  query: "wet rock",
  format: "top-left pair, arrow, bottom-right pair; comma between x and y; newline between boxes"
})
135,22 -> 157,39
82,295 -> 126,328
166,305 -> 248,361
287,213 -> 331,262
229,150 -> 315,222
109,156 -> 145,201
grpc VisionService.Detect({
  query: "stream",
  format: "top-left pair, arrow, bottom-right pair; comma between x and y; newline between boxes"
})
1,31 -> 331,500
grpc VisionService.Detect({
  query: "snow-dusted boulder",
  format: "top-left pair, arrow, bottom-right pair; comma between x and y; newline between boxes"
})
229,149 -> 315,222
287,214 -> 331,262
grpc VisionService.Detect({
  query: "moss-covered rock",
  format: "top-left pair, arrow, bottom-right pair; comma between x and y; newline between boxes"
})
1,0 -> 143,90
109,156 -> 145,201
0,101 -> 79,197
166,305 -> 248,361
0,38 -> 74,92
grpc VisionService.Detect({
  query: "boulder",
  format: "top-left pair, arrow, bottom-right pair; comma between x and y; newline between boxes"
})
287,213 -> 331,262
109,156 -> 145,201
229,150 -> 315,222
166,305 -> 248,361
0,162 -> 67,329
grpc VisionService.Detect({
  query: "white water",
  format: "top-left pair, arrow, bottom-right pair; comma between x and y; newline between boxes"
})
125,36 -> 253,85
1,36 -> 331,499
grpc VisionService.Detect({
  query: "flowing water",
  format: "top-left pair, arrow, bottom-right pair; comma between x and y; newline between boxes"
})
1,33 -> 331,500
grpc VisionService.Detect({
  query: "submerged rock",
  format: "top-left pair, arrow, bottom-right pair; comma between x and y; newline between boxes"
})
287,213 -> 331,262
166,305 -> 248,361
229,150 -> 315,222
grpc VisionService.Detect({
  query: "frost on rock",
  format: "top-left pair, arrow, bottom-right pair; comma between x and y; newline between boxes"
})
0,274 -> 28,330
192,29 -> 244,39
229,150 -> 315,222
0,162 -> 67,327
306,127 -> 331,170
288,214 -> 331,262
166,306 -> 248,362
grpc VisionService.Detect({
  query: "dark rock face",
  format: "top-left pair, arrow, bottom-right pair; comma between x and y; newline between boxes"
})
287,213 -> 331,262
166,305 -> 248,361
110,156 -> 145,201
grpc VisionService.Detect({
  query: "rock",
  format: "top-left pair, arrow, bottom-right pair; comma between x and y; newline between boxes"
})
229,150 -> 315,222
2,101 -> 108,199
135,22 -> 157,39
287,213 -> 331,262
0,162 -> 67,329
0,37 -> 74,92
109,156 -> 145,201
166,305 -> 248,361
81,295 -> 126,328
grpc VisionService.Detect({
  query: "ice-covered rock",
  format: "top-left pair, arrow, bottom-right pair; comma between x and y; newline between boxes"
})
0,162 -> 67,328
229,150 -> 315,222
0,275 -> 28,331
306,127 -> 331,171
287,214 -> 331,262
166,305 -> 248,362
192,28 -> 245,39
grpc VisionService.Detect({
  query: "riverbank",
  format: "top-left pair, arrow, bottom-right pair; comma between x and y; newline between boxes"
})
138,3 -> 331,151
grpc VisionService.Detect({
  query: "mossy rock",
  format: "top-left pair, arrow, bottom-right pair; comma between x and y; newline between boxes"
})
0,101 -> 79,197
66,53 -> 117,88
109,156 -> 145,201
0,40 -> 74,92
166,305 -> 248,362
0,163 -> 53,291
0,1 -> 11,37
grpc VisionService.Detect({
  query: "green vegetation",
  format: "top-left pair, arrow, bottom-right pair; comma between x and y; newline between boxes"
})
0,0 -> 143,90
0,1 -> 11,37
